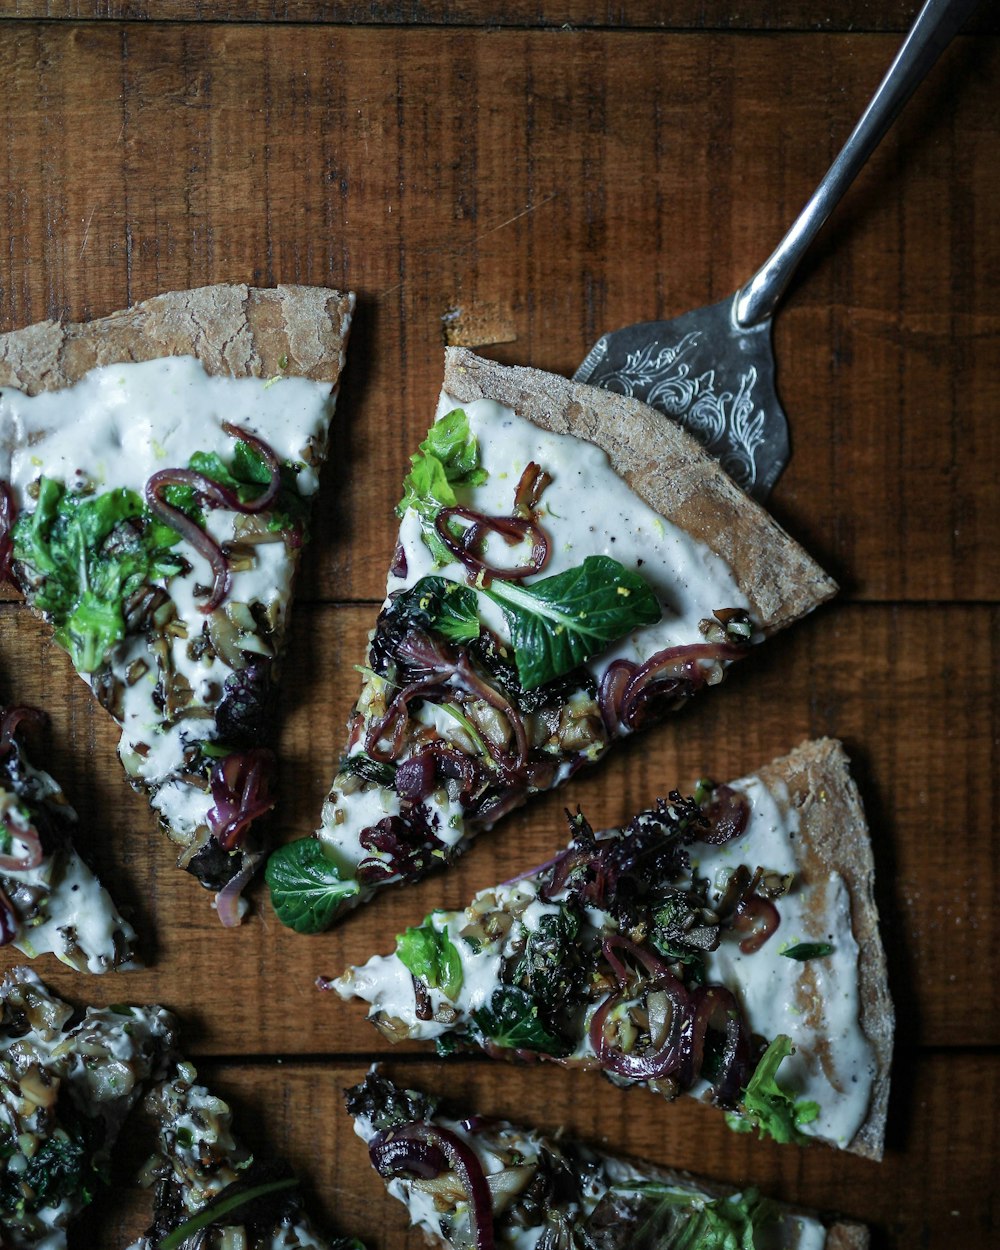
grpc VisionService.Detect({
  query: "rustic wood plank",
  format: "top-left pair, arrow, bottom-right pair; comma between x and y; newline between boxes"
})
1,598 -> 995,1050
0,26 -> 996,602
4,1 -> 997,35
76,1052 -> 999,1249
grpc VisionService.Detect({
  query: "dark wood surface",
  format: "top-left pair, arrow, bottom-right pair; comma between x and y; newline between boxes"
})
0,5 -> 997,1248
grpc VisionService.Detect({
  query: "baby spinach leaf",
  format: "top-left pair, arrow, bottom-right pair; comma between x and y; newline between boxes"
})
395,915 -> 464,1000
481,555 -> 662,690
390,576 -> 481,645
397,409 -> 487,564
471,986 -> 571,1056
265,838 -> 361,934
724,1034 -> 820,1145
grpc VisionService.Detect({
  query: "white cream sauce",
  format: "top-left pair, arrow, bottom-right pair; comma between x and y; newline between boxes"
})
320,393 -> 750,887
340,770 -> 875,1151
0,357 -> 335,844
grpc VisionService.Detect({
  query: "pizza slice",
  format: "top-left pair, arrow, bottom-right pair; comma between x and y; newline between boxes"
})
267,348 -> 836,932
0,284 -> 354,923
0,966 -> 176,1249
334,739 -> 893,1159
345,1068 -> 869,1249
126,1062 -> 363,1250
1,701 -> 137,972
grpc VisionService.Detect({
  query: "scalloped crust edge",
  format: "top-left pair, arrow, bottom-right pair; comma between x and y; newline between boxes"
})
442,347 -> 837,636
0,283 -> 355,393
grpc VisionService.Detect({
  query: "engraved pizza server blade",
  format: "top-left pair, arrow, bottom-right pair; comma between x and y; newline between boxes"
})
574,0 -> 979,501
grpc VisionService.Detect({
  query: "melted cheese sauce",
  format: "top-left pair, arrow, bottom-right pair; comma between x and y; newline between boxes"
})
0,357 -> 336,843
339,768 -> 876,1151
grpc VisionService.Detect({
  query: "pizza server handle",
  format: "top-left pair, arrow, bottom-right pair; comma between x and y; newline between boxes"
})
734,0 -> 982,330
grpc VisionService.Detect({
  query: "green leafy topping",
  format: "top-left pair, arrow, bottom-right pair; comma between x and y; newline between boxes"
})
480,555 -> 662,690
397,408 -> 488,563
597,1182 -> 778,1250
158,1177 -> 299,1250
780,942 -> 834,961
191,442 -> 309,539
388,576 -> 481,645
265,839 -> 361,934
12,478 -> 186,673
725,1035 -> 820,1145
341,751 -> 398,788
471,986 -> 571,1056
395,915 -> 464,1000
0,1109 -> 105,1217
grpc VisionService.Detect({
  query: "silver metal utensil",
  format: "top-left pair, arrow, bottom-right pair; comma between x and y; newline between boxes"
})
574,0 -> 980,500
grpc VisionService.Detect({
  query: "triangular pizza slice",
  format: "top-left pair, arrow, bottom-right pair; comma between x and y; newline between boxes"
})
1,701 -> 137,972
0,967 -> 176,1249
334,739 -> 893,1159
126,1062 -> 363,1250
345,1068 -> 870,1249
268,348 -> 835,932
0,284 -> 354,923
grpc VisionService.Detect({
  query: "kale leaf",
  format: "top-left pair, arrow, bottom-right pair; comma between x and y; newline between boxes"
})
509,906 -> 591,1029
395,915 -> 464,1000
265,838 -> 361,933
0,1106 -> 105,1218
471,986 -> 571,1057
397,408 -> 488,563
583,1182 -> 778,1250
724,1035 -> 820,1145
343,1070 -> 440,1132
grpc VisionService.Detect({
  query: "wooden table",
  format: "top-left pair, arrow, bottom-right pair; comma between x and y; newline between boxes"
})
1,2 -> 997,1246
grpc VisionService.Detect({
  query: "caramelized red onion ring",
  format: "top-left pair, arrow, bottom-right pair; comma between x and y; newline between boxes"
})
434,506 -> 550,583
214,854 -> 261,929
678,984 -> 751,1107
733,892 -> 781,954
589,934 -> 691,1081
369,1123 -> 495,1250
700,784 -> 751,845
207,748 -> 276,852
0,884 -> 17,945
144,423 -> 282,612
0,705 -> 47,760
0,482 -> 16,582
599,641 -> 746,734
512,461 -> 553,517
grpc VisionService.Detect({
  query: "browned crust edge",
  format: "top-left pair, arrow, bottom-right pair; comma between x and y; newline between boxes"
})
755,738 -> 894,1162
442,347 -> 837,635
0,283 -> 355,393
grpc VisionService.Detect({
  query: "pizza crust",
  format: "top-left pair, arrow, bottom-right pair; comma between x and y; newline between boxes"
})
0,283 -> 354,393
442,347 -> 836,634
756,738 -> 894,1161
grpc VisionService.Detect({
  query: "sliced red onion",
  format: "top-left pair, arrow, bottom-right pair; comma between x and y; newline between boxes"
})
144,424 -> 282,612
0,482 -> 16,582
512,461 -> 552,517
678,984 -> 751,1106
589,935 -> 691,1081
0,884 -> 17,945
412,974 -> 432,1021
0,816 -> 44,871
207,748 -> 276,852
434,505 -> 550,582
454,655 -> 528,775
364,677 -> 447,763
214,854 -> 261,928
733,892 -> 780,954
700,784 -> 751,845
395,746 -> 481,802
389,541 -> 408,579
600,641 -> 746,734
0,705 -> 47,760
370,1123 -> 494,1250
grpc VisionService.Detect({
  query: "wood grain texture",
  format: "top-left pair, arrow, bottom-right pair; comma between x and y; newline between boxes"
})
0,10 -> 996,1250
73,1054 -> 999,1249
2,2 -> 997,35
0,26 -> 996,603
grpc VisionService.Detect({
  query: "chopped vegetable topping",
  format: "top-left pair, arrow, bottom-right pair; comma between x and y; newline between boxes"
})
395,916 -> 464,1000
398,408 -> 488,564
725,1034 -> 820,1144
